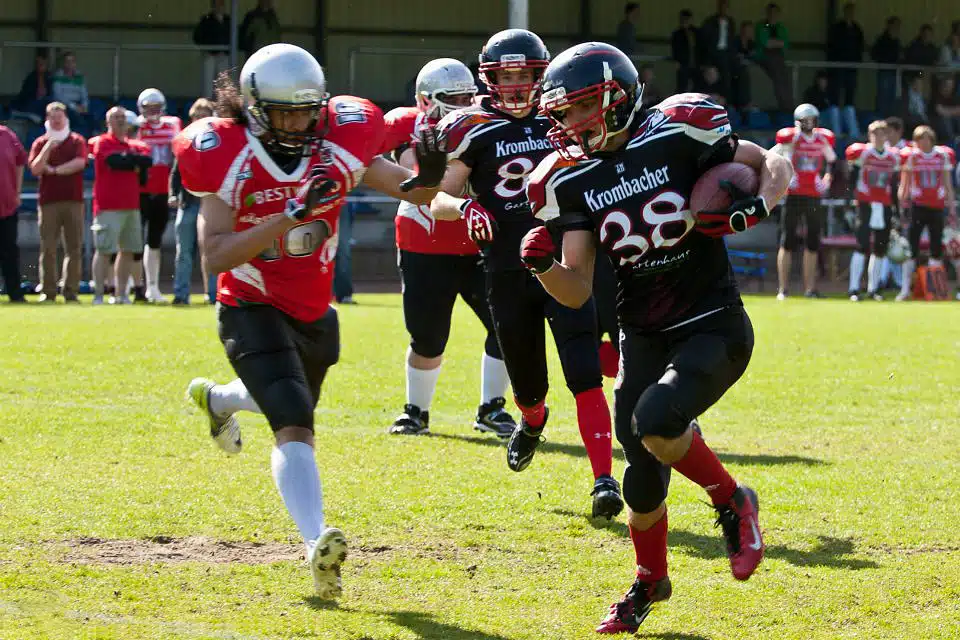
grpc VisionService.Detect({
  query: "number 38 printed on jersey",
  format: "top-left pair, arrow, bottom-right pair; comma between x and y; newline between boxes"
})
599,191 -> 695,267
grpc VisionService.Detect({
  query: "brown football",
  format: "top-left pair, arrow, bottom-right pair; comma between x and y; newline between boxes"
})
689,162 -> 760,216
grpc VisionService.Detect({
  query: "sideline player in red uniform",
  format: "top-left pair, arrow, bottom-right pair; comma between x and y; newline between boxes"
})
896,125 -> 957,300
381,58 -> 516,437
175,44 -> 445,598
844,120 -> 900,301
523,43 -> 792,633
430,29 -> 623,520
136,88 -> 182,302
773,103 -> 835,299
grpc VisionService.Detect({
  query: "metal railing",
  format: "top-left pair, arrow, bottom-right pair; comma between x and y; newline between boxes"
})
786,59 -> 960,105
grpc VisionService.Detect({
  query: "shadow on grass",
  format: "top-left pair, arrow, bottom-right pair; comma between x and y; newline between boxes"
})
550,509 -> 878,571
304,603 -> 513,640
637,634 -> 714,640
433,433 -> 827,468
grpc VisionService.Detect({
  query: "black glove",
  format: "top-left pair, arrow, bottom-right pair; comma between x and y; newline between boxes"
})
697,180 -> 770,238
284,165 -> 339,221
399,126 -> 447,192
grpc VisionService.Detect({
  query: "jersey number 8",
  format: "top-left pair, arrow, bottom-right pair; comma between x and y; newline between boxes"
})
599,191 -> 695,266
495,156 -> 535,199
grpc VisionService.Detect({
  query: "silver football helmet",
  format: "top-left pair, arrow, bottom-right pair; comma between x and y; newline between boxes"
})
138,88 -> 166,123
240,43 -> 329,154
886,230 -> 912,264
794,103 -> 819,132
415,58 -> 477,120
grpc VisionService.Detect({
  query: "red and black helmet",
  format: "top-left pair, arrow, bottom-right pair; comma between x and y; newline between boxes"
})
478,29 -> 550,113
539,42 -> 643,160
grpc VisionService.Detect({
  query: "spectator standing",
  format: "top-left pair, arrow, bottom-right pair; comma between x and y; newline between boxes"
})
193,0 -> 231,97
27,102 -> 87,303
0,124 -> 27,303
239,0 -> 281,58
904,25 -> 940,69
932,76 -> 960,144
170,98 -> 216,305
732,20 -> 754,109
900,74 -> 930,132
13,53 -> 53,123
700,0 -> 735,102
88,107 -> 152,305
940,32 -> 960,76
754,3 -> 793,112
51,51 -> 91,133
334,202 -> 356,305
639,64 -> 663,109
871,17 -> 902,117
826,3 -> 864,137
616,3 -> 640,57
670,10 -> 700,93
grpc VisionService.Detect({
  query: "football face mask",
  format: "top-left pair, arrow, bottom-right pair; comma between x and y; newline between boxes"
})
542,82 -> 628,160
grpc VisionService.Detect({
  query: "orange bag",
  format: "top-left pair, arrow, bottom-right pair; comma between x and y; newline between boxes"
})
913,265 -> 950,301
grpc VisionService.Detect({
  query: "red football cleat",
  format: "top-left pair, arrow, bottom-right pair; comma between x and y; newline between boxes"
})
595,577 -> 672,634
715,485 -> 764,580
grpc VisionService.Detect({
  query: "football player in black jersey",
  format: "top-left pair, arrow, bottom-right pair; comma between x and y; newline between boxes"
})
523,43 -> 792,633
430,29 -> 623,520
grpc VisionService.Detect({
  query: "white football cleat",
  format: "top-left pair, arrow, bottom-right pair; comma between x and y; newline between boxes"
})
187,377 -> 242,454
895,292 -> 910,302
146,286 -> 167,303
309,528 -> 348,599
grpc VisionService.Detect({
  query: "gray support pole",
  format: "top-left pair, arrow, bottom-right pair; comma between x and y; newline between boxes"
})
508,0 -> 528,30
230,0 -> 240,75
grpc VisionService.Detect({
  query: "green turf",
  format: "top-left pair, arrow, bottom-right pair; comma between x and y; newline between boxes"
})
1,294 -> 958,639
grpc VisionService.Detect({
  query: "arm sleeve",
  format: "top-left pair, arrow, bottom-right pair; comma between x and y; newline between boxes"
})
105,153 -> 138,171
169,158 -> 182,199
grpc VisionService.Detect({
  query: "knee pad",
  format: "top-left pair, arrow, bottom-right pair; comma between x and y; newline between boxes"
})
260,376 -> 316,432
484,331 -> 501,359
622,458 -> 671,514
631,380 -> 691,440
410,334 -> 446,359
559,338 -> 603,396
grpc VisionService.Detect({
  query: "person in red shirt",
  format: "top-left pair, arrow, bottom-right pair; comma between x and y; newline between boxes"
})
176,44 -> 445,599
28,102 -> 88,303
0,123 -> 27,303
896,125 -> 957,300
772,103 -> 836,299
88,106 -> 152,304
844,120 -> 900,301
380,58 -> 516,438
136,88 -> 182,302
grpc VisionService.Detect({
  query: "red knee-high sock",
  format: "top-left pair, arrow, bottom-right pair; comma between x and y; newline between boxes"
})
629,510 -> 668,581
574,387 -> 613,478
671,430 -> 737,506
598,340 -> 620,379
515,399 -> 546,429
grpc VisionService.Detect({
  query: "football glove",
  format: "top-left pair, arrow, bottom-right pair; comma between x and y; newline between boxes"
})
460,199 -> 497,246
520,225 -> 557,274
697,181 -> 770,238
285,165 -> 338,221
400,125 -> 447,192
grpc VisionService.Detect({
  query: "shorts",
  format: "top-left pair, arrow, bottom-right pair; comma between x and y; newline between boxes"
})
140,193 -> 170,249
779,195 -> 824,252
92,209 -> 142,253
399,250 -> 499,359
218,303 -> 340,432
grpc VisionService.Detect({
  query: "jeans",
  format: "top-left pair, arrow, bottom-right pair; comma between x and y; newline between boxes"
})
876,70 -> 897,116
333,203 -> 354,301
174,202 -> 199,301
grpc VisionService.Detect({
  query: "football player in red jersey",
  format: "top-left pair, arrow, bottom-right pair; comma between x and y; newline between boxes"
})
844,120 -> 900,301
772,103 -> 836,299
524,43 -> 792,633
136,88 -> 182,302
429,29 -> 623,520
381,58 -> 516,438
896,125 -> 957,300
174,44 -> 445,598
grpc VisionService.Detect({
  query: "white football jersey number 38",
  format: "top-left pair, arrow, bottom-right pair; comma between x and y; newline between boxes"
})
599,191 -> 694,266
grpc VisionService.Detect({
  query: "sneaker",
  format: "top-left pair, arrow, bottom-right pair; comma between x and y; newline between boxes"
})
474,397 -> 516,438
64,295 -> 80,304
309,527 -> 348,599
591,475 -> 624,520
848,291 -> 861,302
804,290 -> 824,299
147,287 -> 167,303
895,292 -> 910,302
956,291 -> 960,302
337,295 -> 356,305
714,485 -> 764,581
172,297 -> 189,306
867,290 -> 884,302
506,407 -> 548,472
37,294 -> 56,303
596,576 -> 672,634
109,295 -> 132,305
92,294 -> 104,306
776,289 -> 787,301
187,377 -> 242,454
388,404 -> 430,435
133,286 -> 148,303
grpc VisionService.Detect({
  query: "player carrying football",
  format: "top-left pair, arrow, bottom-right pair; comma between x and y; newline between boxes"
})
174,44 -> 445,598
844,120 -> 900,301
896,125 -> 956,301
772,103 -> 835,299
523,43 -> 792,633
430,29 -> 623,520
381,58 -> 516,437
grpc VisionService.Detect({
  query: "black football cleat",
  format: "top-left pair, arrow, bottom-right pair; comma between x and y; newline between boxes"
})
506,406 -> 548,472
388,404 -> 430,436
591,475 -> 624,520
474,397 -> 517,438
595,576 -> 672,634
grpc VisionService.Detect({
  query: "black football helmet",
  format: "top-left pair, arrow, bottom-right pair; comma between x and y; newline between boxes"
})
539,42 -> 643,160
478,29 -> 550,113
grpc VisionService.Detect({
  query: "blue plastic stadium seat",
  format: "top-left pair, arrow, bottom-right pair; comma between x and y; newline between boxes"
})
727,108 -> 742,130
88,97 -> 108,121
119,97 -> 138,114
746,110 -> 773,130
858,110 -> 878,131
772,112 -> 793,129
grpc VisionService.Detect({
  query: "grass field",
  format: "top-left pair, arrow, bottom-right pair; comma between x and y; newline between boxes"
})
1,293 -> 959,640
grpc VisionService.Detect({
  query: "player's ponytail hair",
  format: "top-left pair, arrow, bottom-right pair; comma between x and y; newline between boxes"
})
213,70 -> 248,126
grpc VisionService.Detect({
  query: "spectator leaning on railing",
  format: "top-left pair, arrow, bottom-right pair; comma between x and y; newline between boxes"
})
754,3 -> 792,112
13,53 -> 52,123
27,102 -> 87,303
616,3 -> 640,57
51,51 -> 91,132
932,76 -> 960,144
732,20 -> 754,109
871,17 -> 902,117
239,0 -> 281,58
670,9 -> 700,93
194,0 -> 231,97
700,0 -> 735,103
826,2 -> 864,137
904,25 -> 940,70
0,123 -> 27,303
